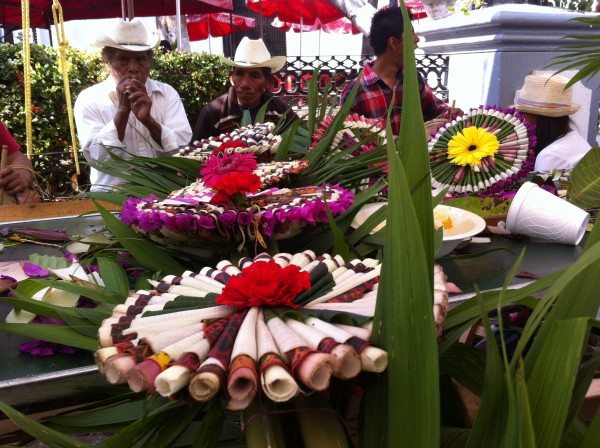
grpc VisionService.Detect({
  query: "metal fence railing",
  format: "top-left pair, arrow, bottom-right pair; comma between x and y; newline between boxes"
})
272,54 -> 450,108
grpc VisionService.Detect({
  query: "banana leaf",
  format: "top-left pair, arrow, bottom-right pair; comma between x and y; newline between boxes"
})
567,146 -> 600,209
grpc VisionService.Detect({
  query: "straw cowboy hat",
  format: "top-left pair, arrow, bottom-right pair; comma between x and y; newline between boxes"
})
91,18 -> 160,52
513,74 -> 580,117
219,37 -> 287,73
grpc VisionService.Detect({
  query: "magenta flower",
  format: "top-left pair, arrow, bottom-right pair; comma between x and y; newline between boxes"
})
23,262 -> 50,277
200,153 -> 258,188
18,316 -> 78,356
64,253 -> 79,264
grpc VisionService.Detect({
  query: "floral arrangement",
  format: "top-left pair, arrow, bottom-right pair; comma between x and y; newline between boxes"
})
120,154 -> 353,246
428,106 -> 536,197
176,122 -> 282,162
312,113 -> 386,157
94,251 -> 449,410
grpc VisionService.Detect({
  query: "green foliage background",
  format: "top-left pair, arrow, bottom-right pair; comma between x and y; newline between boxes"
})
0,43 -> 228,177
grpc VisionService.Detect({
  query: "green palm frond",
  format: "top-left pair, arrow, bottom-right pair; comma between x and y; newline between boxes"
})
545,16 -> 600,88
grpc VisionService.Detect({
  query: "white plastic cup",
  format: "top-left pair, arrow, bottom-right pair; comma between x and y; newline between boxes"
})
506,182 -> 589,246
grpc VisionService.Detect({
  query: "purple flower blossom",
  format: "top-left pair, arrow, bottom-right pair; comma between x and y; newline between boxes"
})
23,262 -> 50,277
18,316 -> 79,356
219,211 -> 237,227
198,215 -> 217,230
64,253 -> 79,264
237,211 -> 254,225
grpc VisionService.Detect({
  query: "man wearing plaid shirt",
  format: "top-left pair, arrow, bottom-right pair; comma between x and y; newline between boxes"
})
341,7 -> 455,135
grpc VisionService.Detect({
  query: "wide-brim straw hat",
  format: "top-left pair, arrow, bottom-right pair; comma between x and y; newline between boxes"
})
219,37 -> 287,73
91,18 -> 160,52
512,74 -> 580,117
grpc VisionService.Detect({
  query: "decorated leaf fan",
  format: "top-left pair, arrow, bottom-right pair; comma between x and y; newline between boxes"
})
428,107 -> 536,197
120,153 -> 353,247
312,112 -> 386,156
177,122 -> 281,162
95,251 -> 449,410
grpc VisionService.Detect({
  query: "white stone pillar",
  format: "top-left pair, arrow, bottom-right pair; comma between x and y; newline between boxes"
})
417,5 -> 600,145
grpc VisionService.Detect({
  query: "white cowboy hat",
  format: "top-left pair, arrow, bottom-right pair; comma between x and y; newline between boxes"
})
512,74 -> 580,117
219,37 -> 287,73
91,18 -> 160,52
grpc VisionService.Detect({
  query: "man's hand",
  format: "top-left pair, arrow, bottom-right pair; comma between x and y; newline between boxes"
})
0,165 -> 30,195
123,78 -> 153,124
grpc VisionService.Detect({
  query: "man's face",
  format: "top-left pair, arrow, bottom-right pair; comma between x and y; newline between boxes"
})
230,67 -> 272,109
392,30 -> 420,66
105,49 -> 151,83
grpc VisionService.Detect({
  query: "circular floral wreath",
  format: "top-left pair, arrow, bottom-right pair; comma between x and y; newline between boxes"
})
428,106 -> 536,197
121,155 -> 354,246
94,251 -> 447,410
177,122 -> 281,162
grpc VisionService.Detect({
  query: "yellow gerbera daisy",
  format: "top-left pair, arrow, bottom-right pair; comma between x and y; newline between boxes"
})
447,127 -> 499,167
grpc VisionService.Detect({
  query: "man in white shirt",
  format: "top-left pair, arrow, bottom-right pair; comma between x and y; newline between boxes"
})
75,19 -> 192,191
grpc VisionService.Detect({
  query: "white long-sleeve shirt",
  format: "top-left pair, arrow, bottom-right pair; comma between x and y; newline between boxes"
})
74,77 -> 192,191
534,130 -> 592,172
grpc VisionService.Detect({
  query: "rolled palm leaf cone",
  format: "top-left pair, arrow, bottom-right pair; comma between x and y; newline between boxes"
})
434,264 -> 449,338
256,309 -> 299,402
103,342 -> 152,385
286,318 -> 361,380
227,307 -> 260,411
266,313 -> 333,391
101,323 -> 203,384
189,311 -> 247,402
305,317 -> 388,373
127,331 -> 205,394
155,317 -> 230,397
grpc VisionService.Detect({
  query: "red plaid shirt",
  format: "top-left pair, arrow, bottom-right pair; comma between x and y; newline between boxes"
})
341,61 -> 448,135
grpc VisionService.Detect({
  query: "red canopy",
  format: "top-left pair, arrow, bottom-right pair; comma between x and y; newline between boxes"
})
187,13 -> 255,41
406,0 -> 428,19
1,0 -> 233,29
272,17 -> 360,35
245,0 -> 344,26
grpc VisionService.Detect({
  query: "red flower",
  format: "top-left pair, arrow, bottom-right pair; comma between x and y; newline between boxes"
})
213,140 -> 248,155
200,153 -> 257,187
216,260 -> 310,309
209,191 -> 232,206
212,172 -> 261,196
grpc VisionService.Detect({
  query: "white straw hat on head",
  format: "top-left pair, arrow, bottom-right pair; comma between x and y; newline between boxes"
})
91,18 -> 160,52
219,37 -> 287,73
513,74 -> 580,117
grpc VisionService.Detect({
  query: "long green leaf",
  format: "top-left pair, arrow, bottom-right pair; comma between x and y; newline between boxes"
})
464,290 -> 508,448
580,402 -> 600,448
0,401 -> 92,448
0,323 -> 97,350
191,403 -> 225,448
94,200 -> 185,275
525,318 -> 589,448
515,360 -> 536,448
363,8 -> 439,447
97,256 -> 130,300
568,147 -> 600,208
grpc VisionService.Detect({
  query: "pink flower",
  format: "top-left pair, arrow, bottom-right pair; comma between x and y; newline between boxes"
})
200,153 -> 258,188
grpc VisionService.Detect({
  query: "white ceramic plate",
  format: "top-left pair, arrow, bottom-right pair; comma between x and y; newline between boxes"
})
351,202 -> 487,257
